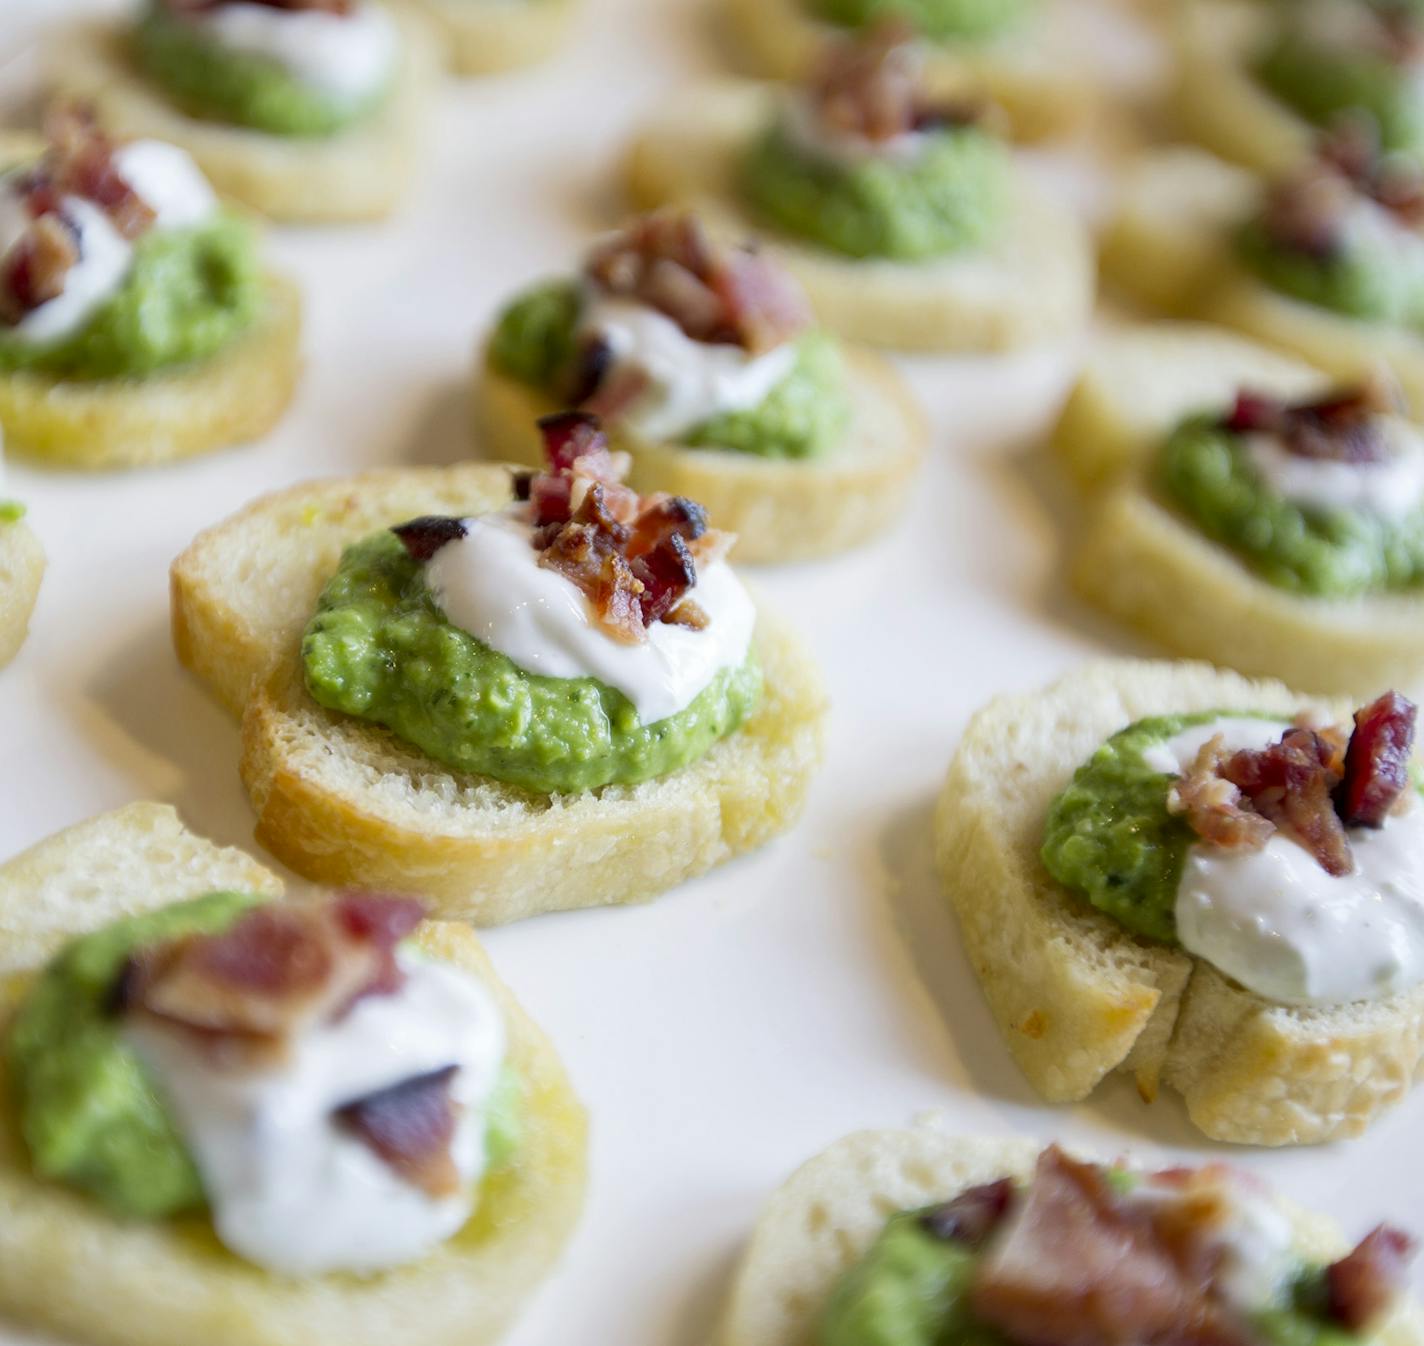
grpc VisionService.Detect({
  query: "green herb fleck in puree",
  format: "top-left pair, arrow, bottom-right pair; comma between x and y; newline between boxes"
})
301,529 -> 763,795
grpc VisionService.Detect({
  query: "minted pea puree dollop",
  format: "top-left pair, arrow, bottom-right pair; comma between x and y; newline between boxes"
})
811,0 -> 1036,44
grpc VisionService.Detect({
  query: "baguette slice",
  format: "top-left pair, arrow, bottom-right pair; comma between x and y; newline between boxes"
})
935,659 -> 1424,1144
473,347 -> 927,564
1051,322 -> 1326,487
394,0 -> 576,74
624,82 -> 1094,353
171,463 -> 828,924
1104,146 -> 1424,415
719,1119 -> 1424,1346
720,0 -> 1106,141
46,13 -> 438,223
0,802 -> 587,1346
0,516 -> 44,668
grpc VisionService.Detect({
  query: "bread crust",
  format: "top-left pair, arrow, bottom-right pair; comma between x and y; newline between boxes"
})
719,1119 -> 1424,1346
0,518 -> 44,668
719,0 -> 1102,141
0,802 -> 587,1346
170,464 -> 829,923
935,659 -> 1424,1143
472,346 -> 927,564
0,273 -> 300,469
394,0 -> 575,74
45,14 -> 438,223
623,82 -> 1095,352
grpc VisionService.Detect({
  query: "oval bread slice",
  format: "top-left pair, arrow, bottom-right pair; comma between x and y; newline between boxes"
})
935,659 -> 1424,1144
624,82 -> 1095,352
719,1119 -> 1424,1346
170,463 -> 829,924
394,0 -> 576,74
0,801 -> 587,1346
473,346 -> 927,564
0,516 -> 44,668
45,13 -> 439,223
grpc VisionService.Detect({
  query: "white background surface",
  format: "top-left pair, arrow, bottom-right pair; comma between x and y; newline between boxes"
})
1,1 -> 1421,1341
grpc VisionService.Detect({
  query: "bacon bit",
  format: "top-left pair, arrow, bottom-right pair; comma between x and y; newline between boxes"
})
1327,1226 -> 1417,1331
1167,735 -> 1277,852
539,521 -> 646,643
334,1065 -> 462,1199
664,598 -> 709,630
564,333 -> 617,407
392,516 -> 469,563
0,216 -> 78,325
920,1178 -> 1015,1248
584,211 -> 811,356
38,104 -> 155,241
811,20 -> 980,145
1222,378 -> 1394,464
164,0 -> 353,13
1337,691 -> 1417,828
579,361 -> 652,425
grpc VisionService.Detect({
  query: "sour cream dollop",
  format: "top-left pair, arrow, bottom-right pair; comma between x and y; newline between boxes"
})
425,509 -> 757,725
577,297 -> 797,442
0,139 -> 216,345
777,91 -> 930,168
1147,717 -> 1424,1005
124,950 -> 506,1277
187,2 -> 397,103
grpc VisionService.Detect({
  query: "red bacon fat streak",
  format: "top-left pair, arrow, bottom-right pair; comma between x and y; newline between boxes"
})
394,413 -> 732,643
1221,379 -> 1395,464
1168,692 -> 1417,874
162,0 -> 354,14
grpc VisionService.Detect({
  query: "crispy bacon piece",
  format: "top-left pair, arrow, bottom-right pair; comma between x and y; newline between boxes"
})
630,533 -> 697,626
1222,379 -> 1393,464
1337,690 -> 1417,828
920,1178 -> 1015,1248
584,211 -> 811,355
1327,1226 -> 1417,1331
334,1065 -> 462,1198
0,216 -> 78,325
1168,735 -> 1277,852
392,516 -> 468,562
539,521 -> 646,643
664,598 -> 709,630
40,104 -> 155,241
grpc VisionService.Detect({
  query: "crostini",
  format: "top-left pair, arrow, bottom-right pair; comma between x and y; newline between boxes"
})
46,0 -> 437,223
721,1121 -> 1422,1344
0,112 -> 299,468
936,659 -> 1424,1144
170,419 -> 827,922
624,28 -> 1093,352
0,498 -> 42,668
0,801 -> 586,1346
477,210 -> 926,563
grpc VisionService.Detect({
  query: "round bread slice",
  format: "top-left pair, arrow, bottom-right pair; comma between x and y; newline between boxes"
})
719,1118 -> 1424,1346
1170,0 -> 1317,175
45,13 -> 439,223
0,515 -> 44,668
623,82 -> 1094,353
1103,145 -> 1424,416
394,0 -> 576,74
935,658 -> 1424,1144
472,346 -> 927,564
1051,321 -> 1326,487
720,0 -> 1106,142
0,801 -> 587,1346
170,463 -> 829,924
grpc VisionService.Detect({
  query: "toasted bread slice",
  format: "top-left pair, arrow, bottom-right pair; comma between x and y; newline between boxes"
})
395,0 -> 576,74
1103,146 -> 1424,414
171,464 -> 828,923
935,660 -> 1424,1143
0,802 -> 586,1346
45,13 -> 438,223
1170,0 -> 1316,175
473,346 -> 927,564
0,516 -> 44,668
624,82 -> 1094,352
1052,322 -> 1326,487
719,1119 -> 1424,1346
720,0 -> 1106,142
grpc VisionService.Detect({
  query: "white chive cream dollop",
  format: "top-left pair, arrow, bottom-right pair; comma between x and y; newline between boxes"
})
1143,717 -> 1424,1005
0,140 -> 216,344
124,949 -> 506,1277
425,507 -> 757,725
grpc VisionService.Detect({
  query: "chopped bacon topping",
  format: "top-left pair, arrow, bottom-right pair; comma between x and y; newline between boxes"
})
163,0 -> 354,14
1221,378 -> 1394,464
583,211 -> 811,356
1327,1226 -> 1418,1331
393,516 -> 469,563
920,1178 -> 1015,1248
1167,735 -> 1277,853
334,1065 -> 462,1199
0,216 -> 78,326
1336,690 -> 1417,827
810,20 -> 980,144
